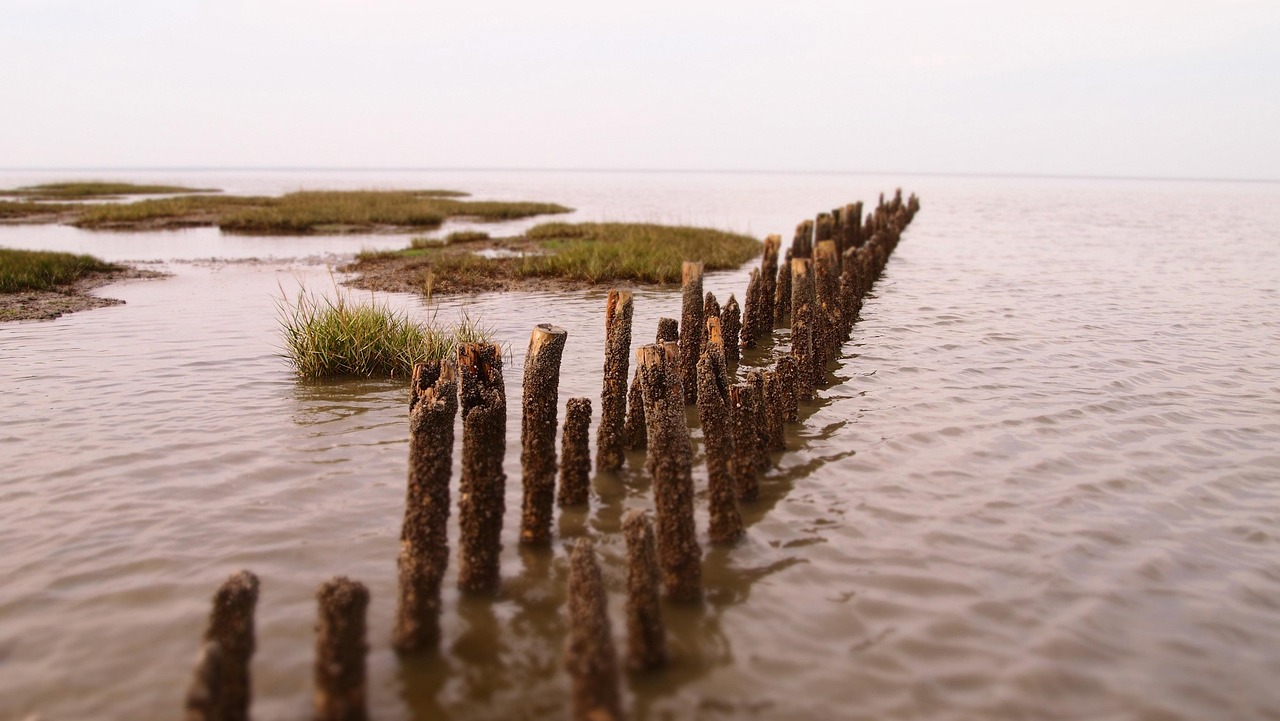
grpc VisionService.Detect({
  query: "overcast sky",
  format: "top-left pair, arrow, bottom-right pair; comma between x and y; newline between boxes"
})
2,0 -> 1277,179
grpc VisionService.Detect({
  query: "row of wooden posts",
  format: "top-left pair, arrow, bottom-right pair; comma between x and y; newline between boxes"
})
183,190 -> 920,721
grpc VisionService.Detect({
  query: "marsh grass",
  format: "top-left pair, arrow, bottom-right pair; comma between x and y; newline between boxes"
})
276,284 -> 491,379
0,200 -> 78,219
3,182 -> 218,199
516,222 -> 761,283
220,192 -> 571,234
0,248 -> 120,292
73,195 -> 275,228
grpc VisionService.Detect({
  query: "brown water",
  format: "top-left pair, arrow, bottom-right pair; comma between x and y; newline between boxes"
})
2,171 -> 1279,720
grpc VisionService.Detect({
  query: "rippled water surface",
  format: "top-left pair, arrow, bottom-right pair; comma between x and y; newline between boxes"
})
2,171 -> 1279,720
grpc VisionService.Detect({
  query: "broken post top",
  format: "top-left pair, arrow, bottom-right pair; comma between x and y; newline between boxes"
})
682,260 -> 704,285
525,324 -> 567,361
410,359 -> 457,415
605,289 -> 633,330
637,341 -> 680,369
656,317 -> 679,343
458,342 -> 505,410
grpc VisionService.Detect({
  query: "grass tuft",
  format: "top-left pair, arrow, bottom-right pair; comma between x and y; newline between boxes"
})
3,182 -> 218,199
0,248 -> 121,292
276,285 -> 490,379
0,200 -> 78,220
220,192 -> 570,234
516,222 -> 760,283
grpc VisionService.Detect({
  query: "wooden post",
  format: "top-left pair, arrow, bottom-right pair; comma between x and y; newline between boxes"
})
624,317 -> 678,452
519,324 -> 568,546
721,295 -> 741,365
760,234 -> 780,331
202,570 -> 258,721
637,342 -> 703,602
314,577 -> 369,721
656,317 -> 679,343
394,360 -> 458,652
814,240 -> 841,370
763,369 -> 785,451
679,262 -> 704,405
739,268 -> 762,350
838,247 -> 862,338
557,397 -> 593,507
565,538 -> 623,721
791,220 -> 813,259
457,342 -> 506,594
623,510 -> 667,671
775,355 -> 799,424
596,291 -> 633,472
745,369 -> 772,472
728,383 -> 762,502
183,641 -> 224,721
774,248 -> 793,324
696,341 -> 743,545
790,258 -> 816,400
703,290 -> 721,322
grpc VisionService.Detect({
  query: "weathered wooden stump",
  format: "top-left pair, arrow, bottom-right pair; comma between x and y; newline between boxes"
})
565,538 -> 624,721
728,383 -> 763,502
703,291 -> 721,322
558,397 -> 593,507
696,344 -> 743,545
775,355 -> 799,424
745,369 -> 772,472
656,317 -> 679,343
774,247 -> 794,324
623,510 -> 667,671
763,369 -> 786,452
314,577 -> 369,721
457,342 -> 507,594
721,295 -> 741,365
596,290 -> 633,472
394,360 -> 458,652
790,258 -> 816,400
740,268 -> 763,350
679,262 -> 704,405
183,641 -> 224,721
201,570 -> 259,721
519,324 -> 568,546
636,342 -> 703,602
761,234 -> 780,330
814,239 -> 841,369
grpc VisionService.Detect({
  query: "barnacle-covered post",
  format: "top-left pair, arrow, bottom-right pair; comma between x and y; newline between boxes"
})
696,333 -> 743,544
721,295 -> 742,365
703,291 -> 721,323
183,641 -> 224,721
457,342 -> 507,594
745,369 -> 772,473
519,324 -> 568,546
760,234 -> 780,330
727,383 -> 763,502
596,290 -> 633,472
774,248 -> 793,324
763,369 -> 786,452
814,240 -> 841,367
202,570 -> 259,721
637,341 -> 703,602
790,258 -> 816,400
314,577 -> 369,721
565,538 -> 623,721
679,262 -> 704,404
739,268 -> 763,350
775,355 -> 799,424
623,510 -> 667,670
394,360 -> 458,652
557,397 -> 593,507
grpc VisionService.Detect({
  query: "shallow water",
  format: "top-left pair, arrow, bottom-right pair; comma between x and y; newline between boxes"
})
2,171 -> 1279,720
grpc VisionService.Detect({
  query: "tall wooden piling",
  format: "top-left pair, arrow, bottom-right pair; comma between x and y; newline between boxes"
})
696,343 -> 743,544
596,290 -> 633,472
394,360 -> 458,652
728,383 -> 762,503
557,397 -> 593,507
679,262 -> 704,405
776,355 -> 799,424
763,369 -> 786,452
637,342 -> 703,602
623,510 -> 667,671
721,295 -> 741,365
761,234 -> 780,330
774,248 -> 793,324
740,268 -> 763,350
703,291 -> 721,322
202,570 -> 259,721
814,240 -> 841,369
519,324 -> 568,546
565,538 -> 624,721
790,258 -> 816,400
745,369 -> 772,473
314,577 -> 369,721
183,641 -> 224,721
457,342 -> 507,594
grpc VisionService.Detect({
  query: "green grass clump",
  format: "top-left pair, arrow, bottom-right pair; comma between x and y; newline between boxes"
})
446,230 -> 491,243
0,248 -> 120,292
0,200 -> 78,219
73,195 -> 275,228
4,182 -> 218,199
220,191 -> 571,234
277,286 -> 490,379
516,222 -> 760,283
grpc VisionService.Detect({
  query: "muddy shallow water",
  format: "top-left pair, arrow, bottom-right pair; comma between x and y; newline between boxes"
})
2,171 -> 1279,720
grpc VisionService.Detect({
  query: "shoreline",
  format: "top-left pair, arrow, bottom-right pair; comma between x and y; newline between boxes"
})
0,265 -> 166,322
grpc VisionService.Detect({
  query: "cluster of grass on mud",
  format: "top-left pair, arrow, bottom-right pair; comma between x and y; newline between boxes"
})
63,189 -> 571,233
0,200 -> 79,220
0,181 -> 218,200
352,222 -> 762,294
0,248 -> 121,292
277,286 -> 491,379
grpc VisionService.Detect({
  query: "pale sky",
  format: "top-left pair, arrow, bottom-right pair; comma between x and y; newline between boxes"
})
2,0 -> 1277,179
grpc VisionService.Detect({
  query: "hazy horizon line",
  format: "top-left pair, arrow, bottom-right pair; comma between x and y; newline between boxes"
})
0,166 -> 1276,185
